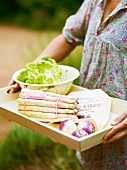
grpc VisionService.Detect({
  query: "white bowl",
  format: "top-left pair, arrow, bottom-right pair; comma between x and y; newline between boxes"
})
12,65 -> 79,95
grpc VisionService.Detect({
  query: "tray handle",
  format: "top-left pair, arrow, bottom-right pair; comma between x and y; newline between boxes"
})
0,85 -> 17,93
0,85 -> 20,102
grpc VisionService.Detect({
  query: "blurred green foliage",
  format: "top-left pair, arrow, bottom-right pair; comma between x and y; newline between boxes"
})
0,0 -> 83,30
0,123 -> 82,170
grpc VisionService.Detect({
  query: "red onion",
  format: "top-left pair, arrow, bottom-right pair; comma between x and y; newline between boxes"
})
78,120 -> 95,134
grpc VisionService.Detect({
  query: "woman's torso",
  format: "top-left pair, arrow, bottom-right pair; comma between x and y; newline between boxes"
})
80,0 -> 127,100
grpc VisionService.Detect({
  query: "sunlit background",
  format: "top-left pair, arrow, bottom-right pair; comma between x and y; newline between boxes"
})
0,0 -> 83,88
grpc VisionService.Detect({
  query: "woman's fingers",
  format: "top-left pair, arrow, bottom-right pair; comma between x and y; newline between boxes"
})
9,83 -> 21,93
104,128 -> 127,143
7,79 -> 21,93
111,111 -> 127,125
103,112 -> 127,143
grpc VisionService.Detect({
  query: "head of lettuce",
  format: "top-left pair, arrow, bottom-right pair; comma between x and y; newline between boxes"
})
17,56 -> 63,84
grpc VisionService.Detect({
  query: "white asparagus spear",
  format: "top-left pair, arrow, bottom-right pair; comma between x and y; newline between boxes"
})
20,89 -> 78,101
18,110 -> 78,119
18,105 -> 78,114
17,98 -> 79,110
20,93 -> 77,104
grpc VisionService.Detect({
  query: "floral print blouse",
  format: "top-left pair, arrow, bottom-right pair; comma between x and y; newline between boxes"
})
63,0 -> 127,169
63,0 -> 127,100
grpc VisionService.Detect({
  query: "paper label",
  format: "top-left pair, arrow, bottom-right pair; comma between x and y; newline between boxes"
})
69,89 -> 111,130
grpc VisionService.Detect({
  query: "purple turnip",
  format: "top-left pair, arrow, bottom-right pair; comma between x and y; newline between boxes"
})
72,129 -> 88,138
59,119 -> 77,134
78,120 -> 95,134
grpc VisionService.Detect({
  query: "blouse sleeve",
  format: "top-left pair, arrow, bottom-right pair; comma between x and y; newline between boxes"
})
62,0 -> 94,45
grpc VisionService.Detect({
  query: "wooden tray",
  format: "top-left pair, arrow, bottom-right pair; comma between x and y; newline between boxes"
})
0,85 -> 127,152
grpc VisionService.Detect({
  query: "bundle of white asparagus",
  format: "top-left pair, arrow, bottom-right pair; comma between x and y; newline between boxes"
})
17,89 -> 80,122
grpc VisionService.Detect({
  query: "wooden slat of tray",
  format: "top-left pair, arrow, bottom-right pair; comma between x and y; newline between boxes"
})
0,106 -> 82,150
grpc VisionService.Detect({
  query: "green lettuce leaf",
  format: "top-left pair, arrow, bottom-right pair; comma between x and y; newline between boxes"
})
17,56 -> 63,84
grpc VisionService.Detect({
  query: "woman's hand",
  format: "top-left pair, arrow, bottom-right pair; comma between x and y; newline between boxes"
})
8,78 -> 21,94
103,111 -> 127,143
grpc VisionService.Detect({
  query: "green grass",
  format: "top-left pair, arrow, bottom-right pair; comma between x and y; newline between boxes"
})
0,123 -> 82,170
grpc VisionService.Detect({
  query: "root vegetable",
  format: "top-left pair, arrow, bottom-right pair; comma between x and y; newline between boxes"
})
59,119 -> 77,134
78,120 -> 95,134
72,130 -> 88,138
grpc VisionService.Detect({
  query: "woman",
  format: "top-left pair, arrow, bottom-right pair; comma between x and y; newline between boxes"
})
9,0 -> 127,169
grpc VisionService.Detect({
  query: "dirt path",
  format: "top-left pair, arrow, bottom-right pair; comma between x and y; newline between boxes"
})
0,24 -> 49,140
